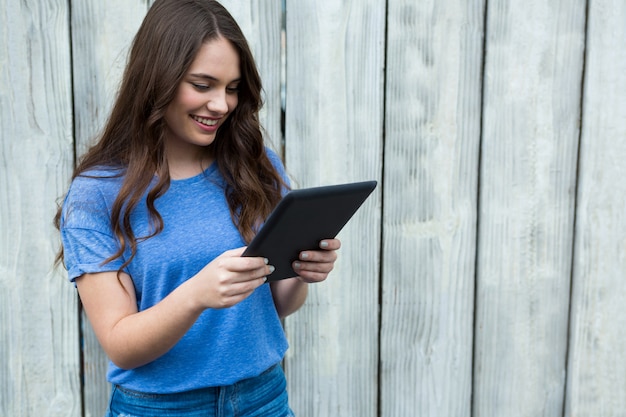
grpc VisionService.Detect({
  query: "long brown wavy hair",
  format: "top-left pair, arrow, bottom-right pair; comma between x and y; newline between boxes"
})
55,0 -> 287,269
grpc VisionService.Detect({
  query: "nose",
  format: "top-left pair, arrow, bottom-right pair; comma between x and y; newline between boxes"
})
207,89 -> 229,115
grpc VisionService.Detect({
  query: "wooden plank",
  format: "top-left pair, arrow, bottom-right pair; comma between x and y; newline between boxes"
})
380,0 -> 484,415
0,0 -> 80,416
220,1 -> 283,152
71,0 -> 149,157
474,1 -> 586,416
565,0 -> 626,414
283,0 -> 384,415
70,1 -> 150,415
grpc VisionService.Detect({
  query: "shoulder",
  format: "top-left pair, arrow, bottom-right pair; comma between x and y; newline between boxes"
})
61,167 -> 125,230
264,146 -> 281,164
68,167 -> 125,198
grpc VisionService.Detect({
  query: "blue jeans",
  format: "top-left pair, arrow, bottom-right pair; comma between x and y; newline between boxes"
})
105,364 -> 295,417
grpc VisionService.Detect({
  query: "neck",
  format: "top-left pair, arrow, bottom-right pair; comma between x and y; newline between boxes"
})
165,146 -> 214,180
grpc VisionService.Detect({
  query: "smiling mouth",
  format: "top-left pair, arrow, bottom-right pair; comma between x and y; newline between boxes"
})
191,115 -> 219,126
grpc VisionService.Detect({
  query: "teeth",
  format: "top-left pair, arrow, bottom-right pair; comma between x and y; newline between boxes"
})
192,115 -> 218,126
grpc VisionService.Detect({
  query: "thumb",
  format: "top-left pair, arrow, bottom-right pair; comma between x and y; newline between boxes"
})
222,246 -> 247,258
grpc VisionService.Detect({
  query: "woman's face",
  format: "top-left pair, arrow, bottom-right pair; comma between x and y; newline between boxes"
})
163,36 -> 241,159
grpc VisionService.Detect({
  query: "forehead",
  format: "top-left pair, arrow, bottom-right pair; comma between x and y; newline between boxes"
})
188,36 -> 241,80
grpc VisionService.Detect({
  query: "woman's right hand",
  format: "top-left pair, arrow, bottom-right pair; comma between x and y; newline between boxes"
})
190,247 -> 273,310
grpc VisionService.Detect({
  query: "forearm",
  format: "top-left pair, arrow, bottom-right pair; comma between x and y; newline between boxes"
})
270,278 -> 308,318
99,279 -> 204,370
269,239 -> 341,317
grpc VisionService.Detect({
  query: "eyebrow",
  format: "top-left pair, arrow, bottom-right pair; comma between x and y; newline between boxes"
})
188,73 -> 241,83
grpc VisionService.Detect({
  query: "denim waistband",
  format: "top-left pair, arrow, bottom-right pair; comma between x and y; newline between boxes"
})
106,363 -> 293,417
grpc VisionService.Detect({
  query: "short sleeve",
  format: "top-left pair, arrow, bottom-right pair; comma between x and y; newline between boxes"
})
60,175 -> 126,282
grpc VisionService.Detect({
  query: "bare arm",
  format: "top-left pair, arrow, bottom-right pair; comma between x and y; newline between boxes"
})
76,247 -> 271,370
270,239 -> 341,318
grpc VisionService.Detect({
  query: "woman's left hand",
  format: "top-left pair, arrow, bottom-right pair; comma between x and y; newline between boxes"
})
293,239 -> 341,283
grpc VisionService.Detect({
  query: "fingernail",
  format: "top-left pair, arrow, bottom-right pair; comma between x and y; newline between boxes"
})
320,241 -> 329,249
300,252 -> 309,260
268,265 -> 275,274
264,258 -> 269,264
294,262 -> 302,269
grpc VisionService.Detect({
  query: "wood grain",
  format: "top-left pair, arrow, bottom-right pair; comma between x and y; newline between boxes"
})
474,0 -> 586,415
0,0 -> 80,416
283,0 -> 385,415
565,0 -> 626,414
70,1 -> 151,415
220,1 -> 284,153
4,0 -> 626,415
380,0 -> 484,415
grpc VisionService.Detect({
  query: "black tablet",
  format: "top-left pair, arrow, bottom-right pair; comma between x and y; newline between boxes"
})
242,180 -> 377,281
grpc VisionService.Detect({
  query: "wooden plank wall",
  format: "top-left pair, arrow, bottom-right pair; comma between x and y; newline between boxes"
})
474,1 -> 586,415
381,1 -> 483,416
283,1 -> 384,416
566,0 -> 626,413
70,2 -> 150,414
1,0 -> 626,416
0,0 -> 80,416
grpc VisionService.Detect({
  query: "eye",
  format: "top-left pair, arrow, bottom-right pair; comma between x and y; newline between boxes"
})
191,83 -> 210,91
226,85 -> 240,94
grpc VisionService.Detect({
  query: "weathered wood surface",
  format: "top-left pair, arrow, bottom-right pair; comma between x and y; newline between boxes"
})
474,0 -> 586,416
565,0 -> 626,414
2,0 -> 626,416
70,1 -> 151,414
220,1 -> 283,152
381,0 -> 484,415
283,0 -> 385,415
0,0 -> 80,416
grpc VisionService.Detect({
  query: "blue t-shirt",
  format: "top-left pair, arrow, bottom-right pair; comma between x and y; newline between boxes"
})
60,149 -> 289,393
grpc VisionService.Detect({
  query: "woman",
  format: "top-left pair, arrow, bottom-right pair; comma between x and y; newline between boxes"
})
56,0 -> 340,415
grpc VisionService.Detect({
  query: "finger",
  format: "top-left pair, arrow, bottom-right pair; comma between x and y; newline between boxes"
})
319,239 -> 341,250
294,249 -> 336,271
228,275 -> 268,295
229,263 -> 274,284
293,260 -> 334,275
218,255 -> 269,273
298,249 -> 338,264
295,270 -> 330,284
222,246 -> 248,257
216,277 -> 267,308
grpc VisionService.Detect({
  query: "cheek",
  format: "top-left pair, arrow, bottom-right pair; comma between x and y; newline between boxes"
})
227,96 -> 239,113
177,89 -> 201,109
